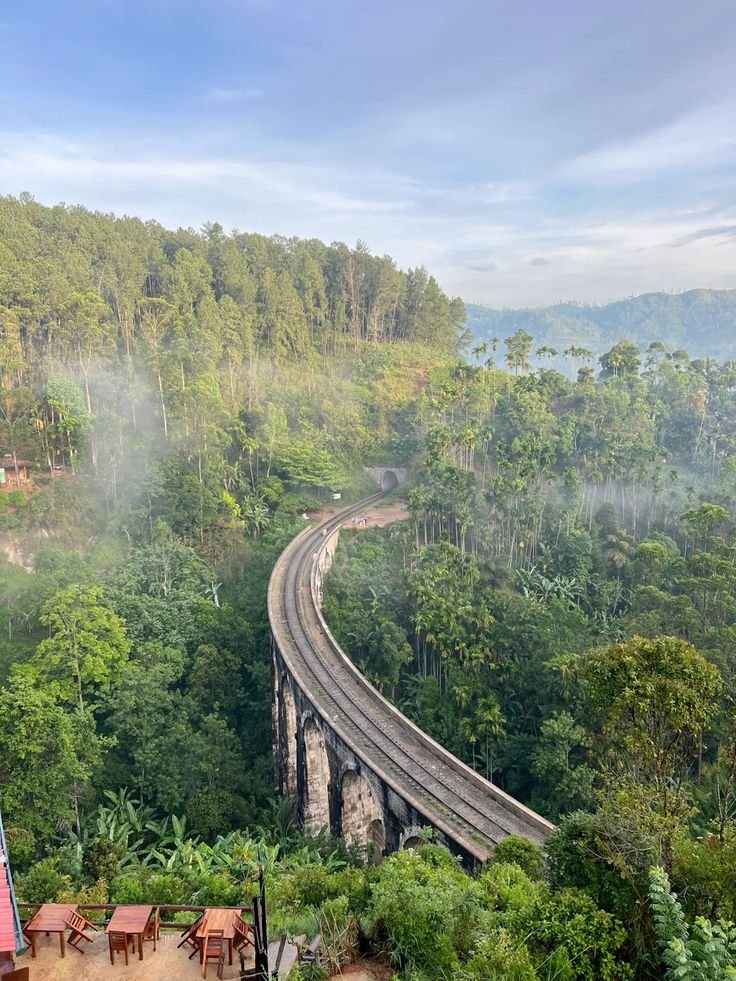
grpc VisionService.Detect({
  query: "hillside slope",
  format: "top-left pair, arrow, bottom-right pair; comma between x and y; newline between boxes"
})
467,289 -> 736,361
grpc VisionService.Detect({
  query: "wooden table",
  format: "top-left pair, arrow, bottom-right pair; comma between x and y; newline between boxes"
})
24,903 -> 78,958
105,905 -> 153,961
195,908 -> 244,968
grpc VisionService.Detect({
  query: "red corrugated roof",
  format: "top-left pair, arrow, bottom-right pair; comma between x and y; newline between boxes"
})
0,847 -> 15,952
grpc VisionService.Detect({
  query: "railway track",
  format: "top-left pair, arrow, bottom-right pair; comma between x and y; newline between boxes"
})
268,494 -> 554,862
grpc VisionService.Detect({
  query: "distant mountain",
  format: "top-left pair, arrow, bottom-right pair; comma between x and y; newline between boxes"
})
465,289 -> 736,362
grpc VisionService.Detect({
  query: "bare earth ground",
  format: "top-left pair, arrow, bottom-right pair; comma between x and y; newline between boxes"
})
15,930 -> 255,981
329,957 -> 394,980
307,499 -> 410,529
17,934 -> 392,980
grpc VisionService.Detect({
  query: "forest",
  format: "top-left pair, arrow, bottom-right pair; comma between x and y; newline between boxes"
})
467,288 -> 736,363
2,193 -> 736,978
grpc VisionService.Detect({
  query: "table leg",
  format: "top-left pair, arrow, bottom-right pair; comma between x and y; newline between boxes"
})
138,932 -> 144,960
60,931 -> 66,957
30,933 -> 36,958
229,938 -> 233,965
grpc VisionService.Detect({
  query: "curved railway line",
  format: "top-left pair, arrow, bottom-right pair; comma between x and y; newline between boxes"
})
268,494 -> 554,863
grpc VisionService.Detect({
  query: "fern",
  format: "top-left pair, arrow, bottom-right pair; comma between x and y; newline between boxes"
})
648,867 -> 736,980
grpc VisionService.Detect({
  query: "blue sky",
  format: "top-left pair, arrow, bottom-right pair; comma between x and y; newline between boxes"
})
1,0 -> 736,306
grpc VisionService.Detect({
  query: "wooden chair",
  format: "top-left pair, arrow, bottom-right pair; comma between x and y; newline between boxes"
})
108,930 -> 134,965
64,910 -> 99,953
201,927 -> 226,979
178,913 -> 205,960
143,906 -> 160,951
232,914 -> 253,955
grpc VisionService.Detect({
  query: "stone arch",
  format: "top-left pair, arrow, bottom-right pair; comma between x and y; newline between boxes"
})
303,718 -> 331,834
282,680 -> 297,797
381,469 -> 399,492
400,825 -> 426,850
340,769 -> 384,859
368,818 -> 386,861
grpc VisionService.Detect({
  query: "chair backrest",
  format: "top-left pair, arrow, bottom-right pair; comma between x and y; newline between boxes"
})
109,930 -> 128,950
233,915 -> 253,951
66,910 -> 96,932
204,928 -> 225,953
65,912 -> 83,933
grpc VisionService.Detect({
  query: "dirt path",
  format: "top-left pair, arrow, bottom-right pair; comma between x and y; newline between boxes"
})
307,499 -> 410,529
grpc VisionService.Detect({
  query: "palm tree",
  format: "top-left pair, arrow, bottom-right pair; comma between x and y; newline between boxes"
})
475,696 -> 506,781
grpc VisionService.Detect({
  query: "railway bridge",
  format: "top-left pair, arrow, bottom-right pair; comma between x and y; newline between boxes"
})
268,495 -> 554,867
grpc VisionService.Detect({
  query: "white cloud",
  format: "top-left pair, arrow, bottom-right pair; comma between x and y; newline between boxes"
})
2,121 -> 735,309
558,100 -> 736,184
0,132 -> 413,217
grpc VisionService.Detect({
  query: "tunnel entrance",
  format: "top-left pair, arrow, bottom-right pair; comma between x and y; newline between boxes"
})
381,469 -> 399,492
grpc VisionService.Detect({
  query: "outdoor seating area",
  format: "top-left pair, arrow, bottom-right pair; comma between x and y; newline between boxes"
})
18,904 -> 257,979
15,899 -> 318,980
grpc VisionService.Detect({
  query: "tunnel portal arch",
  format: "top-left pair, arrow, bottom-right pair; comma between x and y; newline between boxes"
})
381,469 -> 399,492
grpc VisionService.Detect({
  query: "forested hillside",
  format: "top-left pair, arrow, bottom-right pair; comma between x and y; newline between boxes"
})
4,193 -> 736,978
0,194 -> 461,856
324,337 -> 736,977
467,288 -> 736,362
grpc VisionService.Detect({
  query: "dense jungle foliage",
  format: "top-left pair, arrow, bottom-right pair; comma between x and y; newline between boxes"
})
0,192 -> 461,835
2,194 -> 736,977
323,339 -> 736,977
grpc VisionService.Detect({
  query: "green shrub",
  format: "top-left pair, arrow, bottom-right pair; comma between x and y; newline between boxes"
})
365,848 -> 474,975
492,836 -> 544,880
671,829 -> 736,921
6,827 -> 36,870
463,929 -> 538,980
16,857 -> 70,903
82,837 -> 125,885
110,873 -> 146,905
532,889 -> 631,981
144,872 -> 192,905
7,489 -> 27,507
479,862 -> 630,980
190,872 -> 240,908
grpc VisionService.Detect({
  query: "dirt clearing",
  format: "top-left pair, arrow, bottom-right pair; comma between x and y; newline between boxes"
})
307,499 -> 410,529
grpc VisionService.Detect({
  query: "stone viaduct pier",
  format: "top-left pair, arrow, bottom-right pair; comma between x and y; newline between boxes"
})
268,494 -> 554,867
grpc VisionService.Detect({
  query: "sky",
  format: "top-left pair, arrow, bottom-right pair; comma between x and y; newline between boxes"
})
1,0 -> 736,307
